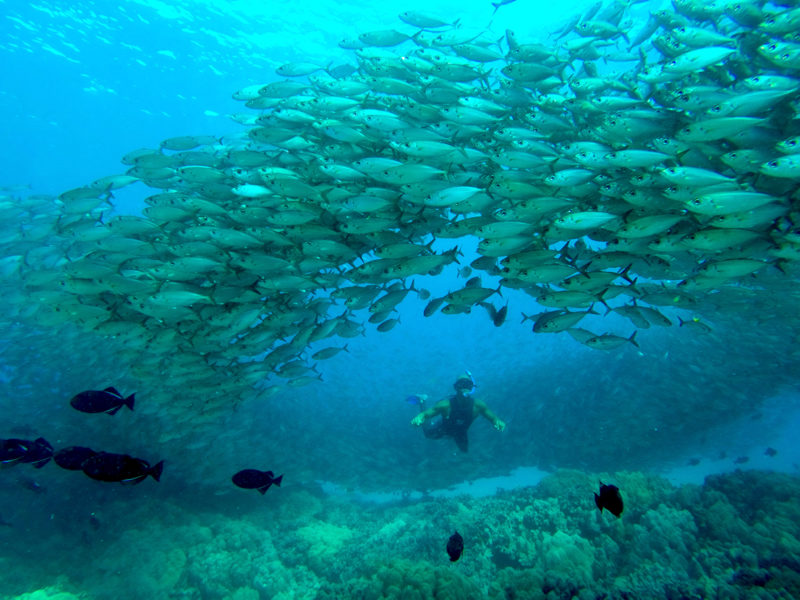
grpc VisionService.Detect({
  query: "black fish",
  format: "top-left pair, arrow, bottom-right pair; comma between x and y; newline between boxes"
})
0,439 -> 30,467
734,456 -> 749,464
232,469 -> 283,494
19,438 -> 53,468
81,452 -> 163,484
765,447 -> 777,457
686,457 -> 701,466
70,387 -> 135,415
54,446 -> 98,470
447,531 -> 464,562
595,481 -> 623,518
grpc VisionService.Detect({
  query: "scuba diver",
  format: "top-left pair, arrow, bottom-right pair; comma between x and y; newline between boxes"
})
409,372 -> 506,453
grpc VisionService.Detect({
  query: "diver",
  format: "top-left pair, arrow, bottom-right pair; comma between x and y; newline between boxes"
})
410,372 -> 505,453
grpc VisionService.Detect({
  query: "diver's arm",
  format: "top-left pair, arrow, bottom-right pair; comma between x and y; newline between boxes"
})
476,399 -> 506,431
411,399 -> 449,426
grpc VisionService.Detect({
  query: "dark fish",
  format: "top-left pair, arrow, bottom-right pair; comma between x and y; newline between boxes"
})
686,457 -> 701,466
493,303 -> 508,327
81,452 -> 163,484
447,531 -> 464,562
734,456 -> 750,464
765,447 -> 777,457
54,446 -> 98,470
232,469 -> 283,494
70,387 -> 135,415
594,481 -> 624,518
0,439 -> 30,467
18,438 -> 53,468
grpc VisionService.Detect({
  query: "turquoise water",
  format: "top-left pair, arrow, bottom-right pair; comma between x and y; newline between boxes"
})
2,0 -> 800,598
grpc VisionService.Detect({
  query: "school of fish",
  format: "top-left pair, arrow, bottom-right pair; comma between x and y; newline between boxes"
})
2,0 -> 800,427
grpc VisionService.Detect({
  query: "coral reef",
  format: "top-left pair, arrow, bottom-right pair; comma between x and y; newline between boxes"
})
2,470 -> 800,600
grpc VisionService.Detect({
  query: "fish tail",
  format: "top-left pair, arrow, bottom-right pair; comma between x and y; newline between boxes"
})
628,330 -> 639,348
125,393 -> 136,411
149,460 -> 164,482
272,474 -> 283,487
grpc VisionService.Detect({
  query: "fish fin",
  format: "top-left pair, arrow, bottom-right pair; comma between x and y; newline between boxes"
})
594,493 -> 603,511
34,437 -> 53,450
125,393 -> 135,411
106,405 -> 122,416
34,458 -> 50,469
628,330 -> 639,348
149,460 -> 164,482
103,386 -> 121,396
257,485 -> 270,495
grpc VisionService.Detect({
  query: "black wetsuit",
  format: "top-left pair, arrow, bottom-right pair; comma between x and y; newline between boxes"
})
422,395 -> 475,452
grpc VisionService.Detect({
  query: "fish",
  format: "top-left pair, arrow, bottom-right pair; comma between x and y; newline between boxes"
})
232,469 -> 284,494
54,446 -> 99,470
18,438 -> 54,469
1,438 -> 52,468
446,531 -> 464,562
733,456 -> 749,464
81,452 -> 163,484
0,439 -> 30,467
765,447 -> 777,457
70,387 -> 135,415
0,513 -> 11,527
594,481 -> 623,517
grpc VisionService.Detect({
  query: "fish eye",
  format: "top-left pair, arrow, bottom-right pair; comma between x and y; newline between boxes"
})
768,161 -> 778,167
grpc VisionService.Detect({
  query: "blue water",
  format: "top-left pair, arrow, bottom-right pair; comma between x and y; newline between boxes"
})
2,1 -> 800,599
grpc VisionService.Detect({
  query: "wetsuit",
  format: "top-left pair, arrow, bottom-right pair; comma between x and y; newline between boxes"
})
422,395 -> 476,452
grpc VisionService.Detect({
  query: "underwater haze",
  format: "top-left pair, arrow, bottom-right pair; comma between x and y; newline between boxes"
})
2,0 -> 800,598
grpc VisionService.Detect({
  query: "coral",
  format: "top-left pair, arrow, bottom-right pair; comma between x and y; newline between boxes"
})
274,490 -> 323,522
222,587 -> 259,600
295,519 -> 355,575
540,530 -> 594,588
366,559 -> 482,600
12,589 -> 83,600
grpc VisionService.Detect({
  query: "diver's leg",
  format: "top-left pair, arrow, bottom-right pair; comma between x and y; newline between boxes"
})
422,419 -> 446,439
453,430 -> 469,452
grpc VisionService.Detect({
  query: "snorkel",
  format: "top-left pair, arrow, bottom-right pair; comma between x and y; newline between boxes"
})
454,371 -> 476,396
464,370 -> 476,395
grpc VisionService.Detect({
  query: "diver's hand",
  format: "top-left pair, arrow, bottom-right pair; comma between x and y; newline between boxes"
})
494,419 -> 506,432
411,414 -> 425,427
